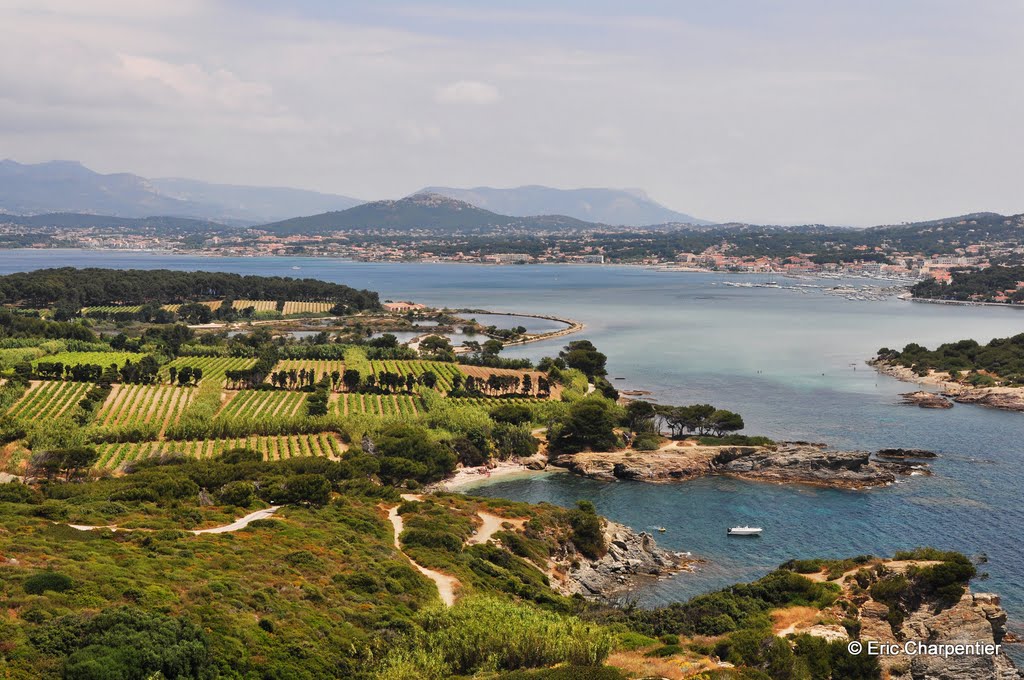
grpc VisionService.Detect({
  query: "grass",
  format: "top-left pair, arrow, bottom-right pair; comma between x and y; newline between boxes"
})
32,351 -> 145,369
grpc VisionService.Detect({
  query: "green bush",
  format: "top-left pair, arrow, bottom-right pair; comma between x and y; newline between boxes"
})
24,572 -> 74,595
632,433 -> 662,450
376,595 -> 611,678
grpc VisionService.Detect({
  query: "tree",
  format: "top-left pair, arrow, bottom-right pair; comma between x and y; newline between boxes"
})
559,340 -> 608,378
708,409 -> 744,437
419,371 -> 438,389
569,500 -> 606,560
625,400 -> 657,433
343,369 -> 361,392
482,339 -> 504,356
550,399 -> 620,454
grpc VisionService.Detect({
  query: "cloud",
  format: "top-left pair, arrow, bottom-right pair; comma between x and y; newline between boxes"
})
0,1 -> 1021,225
434,80 -> 501,105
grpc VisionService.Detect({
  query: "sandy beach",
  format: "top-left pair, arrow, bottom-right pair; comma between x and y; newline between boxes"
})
431,460 -> 563,492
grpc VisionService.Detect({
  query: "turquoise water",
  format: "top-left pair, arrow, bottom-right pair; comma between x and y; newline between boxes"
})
3,251 -> 1023,628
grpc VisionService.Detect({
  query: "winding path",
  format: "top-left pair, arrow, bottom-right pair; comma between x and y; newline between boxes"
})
66,506 -> 282,534
385,504 -> 459,606
467,511 -> 525,545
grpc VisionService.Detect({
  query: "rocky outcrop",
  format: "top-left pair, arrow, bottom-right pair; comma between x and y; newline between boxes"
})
878,591 -> 1020,680
556,443 -> 928,489
951,389 -> 1024,412
877,448 -> 939,459
902,391 -> 954,409
872,360 -> 1024,414
549,521 -> 693,601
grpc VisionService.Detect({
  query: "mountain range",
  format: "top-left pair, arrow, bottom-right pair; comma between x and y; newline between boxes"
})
0,160 -> 362,224
0,160 -> 706,228
418,185 -> 707,226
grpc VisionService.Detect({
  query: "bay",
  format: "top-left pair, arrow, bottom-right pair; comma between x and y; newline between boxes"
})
3,250 -> 1022,629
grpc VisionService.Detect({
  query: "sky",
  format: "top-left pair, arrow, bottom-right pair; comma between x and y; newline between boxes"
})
1,0 -> 1022,226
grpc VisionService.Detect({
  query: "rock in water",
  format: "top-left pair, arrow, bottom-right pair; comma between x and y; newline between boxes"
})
901,391 -> 954,409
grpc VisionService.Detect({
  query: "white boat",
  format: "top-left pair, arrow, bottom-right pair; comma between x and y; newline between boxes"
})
727,526 -> 763,536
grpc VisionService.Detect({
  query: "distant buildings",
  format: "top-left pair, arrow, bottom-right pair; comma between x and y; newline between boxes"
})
383,301 -> 426,312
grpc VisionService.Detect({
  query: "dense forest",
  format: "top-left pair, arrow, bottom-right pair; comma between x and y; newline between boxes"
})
911,265 -> 1024,303
0,268 -> 380,310
877,333 -> 1024,384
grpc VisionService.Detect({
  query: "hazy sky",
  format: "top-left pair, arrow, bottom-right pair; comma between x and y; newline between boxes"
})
2,0 -> 1022,225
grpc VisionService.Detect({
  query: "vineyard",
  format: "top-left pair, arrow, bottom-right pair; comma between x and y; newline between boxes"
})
271,359 -> 346,377
32,351 -> 146,369
95,432 -> 347,469
81,305 -> 144,314
219,390 -> 308,419
368,360 -> 464,391
281,301 -> 334,315
95,384 -> 194,431
166,356 -> 258,384
447,397 -> 547,407
7,381 -> 93,420
331,393 -> 423,417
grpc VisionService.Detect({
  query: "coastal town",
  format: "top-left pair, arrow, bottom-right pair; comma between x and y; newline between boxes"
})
3,213 -> 1023,288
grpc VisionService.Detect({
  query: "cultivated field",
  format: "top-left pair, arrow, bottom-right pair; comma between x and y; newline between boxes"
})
330,393 -> 423,417
81,305 -> 144,314
271,359 -> 346,377
166,356 -> 258,384
282,301 -> 334,315
95,432 -> 347,469
7,381 -> 94,420
32,351 -> 146,369
95,384 -> 194,431
219,390 -> 308,418
368,360 -> 464,391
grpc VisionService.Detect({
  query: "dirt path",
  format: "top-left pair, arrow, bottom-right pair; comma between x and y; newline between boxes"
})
467,511 -> 525,545
384,500 -> 459,606
66,506 -> 281,534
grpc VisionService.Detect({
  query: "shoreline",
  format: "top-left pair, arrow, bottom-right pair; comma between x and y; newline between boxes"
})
871,360 -> 1024,413
430,461 -> 565,493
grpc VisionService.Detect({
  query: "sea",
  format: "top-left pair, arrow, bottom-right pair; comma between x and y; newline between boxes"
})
4,251 -> 1023,631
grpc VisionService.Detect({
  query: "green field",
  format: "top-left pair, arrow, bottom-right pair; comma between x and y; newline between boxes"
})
7,381 -> 94,420
219,390 -> 308,419
368,359 -> 463,391
95,384 -> 194,431
331,392 -> 423,417
81,305 -> 144,314
166,356 -> 258,384
95,432 -> 346,469
32,351 -> 145,368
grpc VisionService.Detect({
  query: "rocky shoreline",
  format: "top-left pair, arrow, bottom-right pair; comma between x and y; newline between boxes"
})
873,360 -> 1024,413
549,519 -> 695,601
554,441 -> 930,489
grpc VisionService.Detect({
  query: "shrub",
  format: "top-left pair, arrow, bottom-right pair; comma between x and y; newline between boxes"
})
0,481 -> 42,504
376,595 -> 611,678
24,572 -> 74,595
632,433 -> 662,450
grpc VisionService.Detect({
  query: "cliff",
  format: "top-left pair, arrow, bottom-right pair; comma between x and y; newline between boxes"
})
548,520 -> 694,601
555,442 -> 928,489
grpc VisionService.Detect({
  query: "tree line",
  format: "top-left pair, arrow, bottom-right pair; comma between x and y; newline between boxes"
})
0,267 -> 381,311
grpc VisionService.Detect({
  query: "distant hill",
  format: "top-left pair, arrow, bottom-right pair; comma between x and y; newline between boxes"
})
149,177 -> 362,223
0,160 -> 362,224
419,185 -> 708,226
259,193 -> 598,235
0,212 -> 228,231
